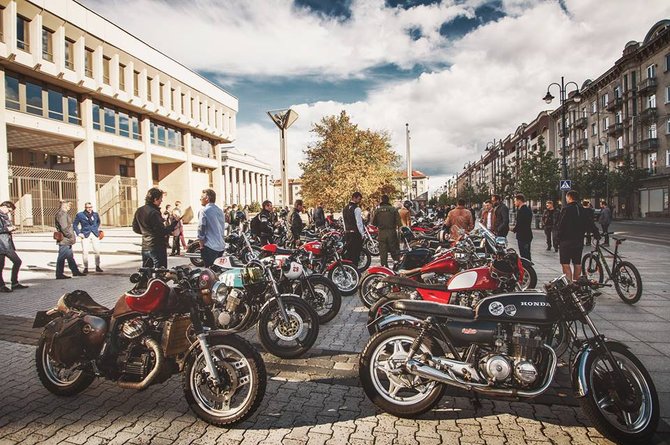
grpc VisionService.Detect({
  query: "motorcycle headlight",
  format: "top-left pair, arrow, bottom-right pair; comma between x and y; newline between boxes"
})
211,281 -> 230,304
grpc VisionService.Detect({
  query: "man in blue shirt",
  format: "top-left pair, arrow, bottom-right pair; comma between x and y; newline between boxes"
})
198,189 -> 226,267
73,202 -> 103,273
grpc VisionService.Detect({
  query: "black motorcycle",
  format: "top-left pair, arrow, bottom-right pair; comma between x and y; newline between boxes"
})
360,275 -> 658,444
33,266 -> 266,426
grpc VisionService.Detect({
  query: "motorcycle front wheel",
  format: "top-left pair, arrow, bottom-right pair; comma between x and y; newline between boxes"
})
358,249 -> 372,272
35,333 -> 95,396
519,258 -> 538,290
182,334 -> 266,426
579,342 -> 659,444
359,326 -> 445,417
366,239 -> 380,256
295,275 -> 342,324
187,242 -> 205,267
358,271 -> 389,308
327,264 -> 360,296
257,296 -> 319,359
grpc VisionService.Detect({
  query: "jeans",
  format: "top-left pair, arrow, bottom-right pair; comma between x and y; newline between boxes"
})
601,224 -> 610,244
544,228 -> 553,249
141,248 -> 168,268
518,240 -> 532,262
171,236 -> 181,255
202,246 -> 223,267
80,235 -> 101,268
56,245 -> 79,277
0,249 -> 22,285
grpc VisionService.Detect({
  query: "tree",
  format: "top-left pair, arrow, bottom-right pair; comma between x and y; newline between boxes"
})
516,136 -> 560,203
438,193 -> 457,207
569,160 -> 609,202
611,156 -> 648,218
494,163 -> 515,201
428,196 -> 438,207
299,111 -> 401,209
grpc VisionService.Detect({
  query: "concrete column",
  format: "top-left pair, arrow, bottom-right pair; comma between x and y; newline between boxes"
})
249,172 -> 256,204
183,131 -> 195,212
74,97 -> 97,209
266,176 -> 271,204
4,1 -> 17,55
231,167 -> 239,205
213,145 -> 223,205
0,70 -> 10,201
240,169 -> 248,206
136,117 -> 153,197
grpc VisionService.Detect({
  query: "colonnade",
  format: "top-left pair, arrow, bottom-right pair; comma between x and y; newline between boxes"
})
222,166 -> 271,207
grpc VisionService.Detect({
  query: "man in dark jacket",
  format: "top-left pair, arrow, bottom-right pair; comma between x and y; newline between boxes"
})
250,200 -> 276,245
313,203 -> 325,229
542,200 -> 557,251
287,200 -> 305,247
0,201 -> 27,291
55,200 -> 84,279
343,192 -> 365,263
512,194 -> 533,261
598,201 -> 612,245
132,188 -> 178,268
74,202 -> 103,274
372,195 -> 401,268
557,190 -> 600,281
491,194 -> 509,237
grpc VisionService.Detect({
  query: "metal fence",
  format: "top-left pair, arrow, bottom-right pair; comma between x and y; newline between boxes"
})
95,174 -> 138,227
9,165 -> 78,232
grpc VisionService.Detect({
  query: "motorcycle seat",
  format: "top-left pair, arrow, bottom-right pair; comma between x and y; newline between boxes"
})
392,300 -> 474,319
382,275 -> 446,291
63,290 -> 111,316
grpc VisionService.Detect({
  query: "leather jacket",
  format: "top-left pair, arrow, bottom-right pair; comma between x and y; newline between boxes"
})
132,203 -> 177,250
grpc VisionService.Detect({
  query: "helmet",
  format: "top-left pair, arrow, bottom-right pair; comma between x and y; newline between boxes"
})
235,210 -> 246,222
403,200 -> 412,209
281,260 -> 304,280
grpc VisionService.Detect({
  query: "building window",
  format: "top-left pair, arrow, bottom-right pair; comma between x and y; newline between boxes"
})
25,81 -> 43,115
192,135 -> 214,158
4,74 -> 20,110
666,149 -> 670,167
667,118 -> 670,134
133,70 -> 140,96
190,98 -> 195,118
648,152 -> 657,173
584,149 -> 588,161
159,82 -> 164,106
181,93 -> 185,113
92,101 -> 141,140
647,64 -> 656,79
146,77 -> 152,101
149,121 -> 183,149
102,56 -> 111,85
84,47 -> 94,77
64,38 -> 75,70
601,93 -> 608,107
591,123 -> 597,136
666,86 -> 670,104
623,74 -> 628,92
16,15 -> 30,51
42,27 -> 53,61
615,111 -> 622,124
649,123 -> 657,139
207,106 -> 211,125
591,101 -> 596,114
648,94 -> 656,109
92,102 -> 100,130
119,64 -> 126,91
616,136 -> 623,149
603,117 -> 609,129
47,88 -> 63,120
0,7 -> 4,42
666,54 -> 670,72
118,112 -> 129,137
613,86 -> 621,98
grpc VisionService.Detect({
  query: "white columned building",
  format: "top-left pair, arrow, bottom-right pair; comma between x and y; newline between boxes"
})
220,148 -> 272,207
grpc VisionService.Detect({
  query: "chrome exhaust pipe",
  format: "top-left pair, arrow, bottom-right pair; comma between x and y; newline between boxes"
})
117,337 -> 164,390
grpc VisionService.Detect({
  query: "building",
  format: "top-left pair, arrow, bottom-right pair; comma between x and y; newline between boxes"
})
221,148 -> 272,207
272,178 -> 302,208
401,170 -> 429,199
0,0 -> 237,229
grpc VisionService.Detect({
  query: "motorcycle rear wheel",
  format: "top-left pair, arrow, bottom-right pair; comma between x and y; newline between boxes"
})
35,333 -> 95,396
327,264 -> 360,296
358,249 -> 372,272
519,258 -> 538,290
187,242 -> 205,267
295,275 -> 342,324
358,271 -> 388,308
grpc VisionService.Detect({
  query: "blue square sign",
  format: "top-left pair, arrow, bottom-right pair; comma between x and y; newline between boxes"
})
560,180 -> 572,191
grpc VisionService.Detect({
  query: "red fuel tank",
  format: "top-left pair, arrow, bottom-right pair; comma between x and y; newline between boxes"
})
124,279 -> 170,313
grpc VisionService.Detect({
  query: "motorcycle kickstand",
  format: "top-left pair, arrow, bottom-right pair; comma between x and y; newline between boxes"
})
469,391 -> 482,410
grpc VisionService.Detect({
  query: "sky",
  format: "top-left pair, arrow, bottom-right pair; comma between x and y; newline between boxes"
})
80,0 -> 670,195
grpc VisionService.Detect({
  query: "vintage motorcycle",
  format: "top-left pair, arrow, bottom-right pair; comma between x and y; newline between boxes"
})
33,266 -> 266,426
360,275 -> 659,444
299,233 -> 360,296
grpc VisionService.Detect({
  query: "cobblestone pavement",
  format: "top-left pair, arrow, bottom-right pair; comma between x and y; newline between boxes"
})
0,227 -> 669,444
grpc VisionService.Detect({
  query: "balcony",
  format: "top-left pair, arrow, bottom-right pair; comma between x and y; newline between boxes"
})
606,97 -> 623,112
576,138 -> 588,149
607,122 -> 624,136
638,137 -> 659,152
639,107 -> 657,124
608,149 -> 625,160
574,117 -> 588,129
637,77 -> 658,94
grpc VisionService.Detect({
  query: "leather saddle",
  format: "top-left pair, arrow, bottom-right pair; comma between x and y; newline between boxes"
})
392,299 -> 474,319
63,290 -> 112,317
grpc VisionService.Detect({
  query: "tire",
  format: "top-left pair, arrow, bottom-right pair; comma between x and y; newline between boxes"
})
519,258 -> 537,290
581,253 -> 604,284
359,326 -> 445,417
257,296 -> 319,359
295,275 -> 342,324
35,334 -> 95,396
613,261 -> 643,304
182,334 -> 266,426
358,272 -> 389,308
366,239 -> 380,256
357,249 -> 372,272
187,243 -> 205,267
578,342 -> 659,444
327,264 -> 360,296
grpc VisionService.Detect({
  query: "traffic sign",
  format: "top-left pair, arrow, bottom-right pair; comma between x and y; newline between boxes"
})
559,180 -> 572,191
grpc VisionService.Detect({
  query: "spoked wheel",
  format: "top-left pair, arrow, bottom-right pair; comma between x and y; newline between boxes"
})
519,259 -> 537,290
183,334 -> 266,426
581,253 -> 604,283
579,342 -> 659,444
257,296 -> 319,359
358,272 -> 389,308
359,326 -> 445,417
35,334 -> 94,396
187,243 -> 205,267
613,261 -> 642,304
295,275 -> 342,324
366,239 -> 380,256
358,249 -> 372,272
327,264 -> 360,296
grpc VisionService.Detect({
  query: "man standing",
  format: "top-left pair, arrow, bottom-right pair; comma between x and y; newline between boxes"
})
287,200 -> 305,248
373,195 -> 401,268
582,200 -> 595,245
55,200 -> 84,279
445,198 -> 474,240
313,202 -> 326,229
132,188 -> 178,268
198,189 -> 226,267
173,201 -> 187,251
512,194 -> 533,261
599,201 -> 612,245
0,201 -> 27,291
491,194 -> 510,237
250,200 -> 276,245
480,200 -> 493,230
542,200 -> 556,251
343,192 -> 365,263
73,202 -> 103,274
399,201 -> 412,227
557,190 -> 600,281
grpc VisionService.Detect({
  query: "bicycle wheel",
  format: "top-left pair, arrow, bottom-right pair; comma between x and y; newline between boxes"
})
581,253 -> 604,284
613,261 -> 642,304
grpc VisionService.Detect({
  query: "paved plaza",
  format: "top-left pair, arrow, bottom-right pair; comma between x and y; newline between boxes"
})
0,224 -> 668,444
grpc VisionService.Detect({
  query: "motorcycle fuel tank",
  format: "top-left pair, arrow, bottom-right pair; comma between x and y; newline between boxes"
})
303,241 -> 322,255
475,292 -> 556,324
422,255 -> 459,275
398,248 -> 432,271
217,268 -> 245,288
124,279 -> 170,313
447,267 -> 498,292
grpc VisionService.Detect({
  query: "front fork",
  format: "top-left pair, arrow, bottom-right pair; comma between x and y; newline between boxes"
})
196,332 -> 222,384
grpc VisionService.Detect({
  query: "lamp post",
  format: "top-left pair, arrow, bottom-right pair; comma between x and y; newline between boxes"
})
405,123 -> 412,200
543,77 -> 582,205
597,136 -> 610,204
267,108 -> 299,207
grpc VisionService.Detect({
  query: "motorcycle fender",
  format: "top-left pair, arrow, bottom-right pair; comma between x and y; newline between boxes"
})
183,330 -> 239,369
571,340 -> 630,398
326,260 -> 354,271
367,313 -> 422,334
366,266 -> 394,276
258,293 -> 302,314
521,257 -> 534,266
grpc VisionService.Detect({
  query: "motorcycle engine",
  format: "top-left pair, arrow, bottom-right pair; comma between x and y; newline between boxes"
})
121,317 -> 146,339
213,288 -> 246,329
480,324 -> 542,386
420,273 -> 451,284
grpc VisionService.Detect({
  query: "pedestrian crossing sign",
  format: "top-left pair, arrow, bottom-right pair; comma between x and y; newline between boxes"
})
559,180 -> 572,191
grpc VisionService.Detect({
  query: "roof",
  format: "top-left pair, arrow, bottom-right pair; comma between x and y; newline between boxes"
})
401,170 -> 428,179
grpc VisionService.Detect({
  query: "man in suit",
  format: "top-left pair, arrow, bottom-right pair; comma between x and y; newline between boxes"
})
512,194 -> 533,261
490,194 -> 509,237
73,202 -> 103,274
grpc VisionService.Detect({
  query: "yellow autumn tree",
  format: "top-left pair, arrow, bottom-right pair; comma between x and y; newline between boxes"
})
300,111 -> 402,210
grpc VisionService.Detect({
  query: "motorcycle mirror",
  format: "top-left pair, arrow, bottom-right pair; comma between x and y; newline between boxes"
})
129,272 -> 142,284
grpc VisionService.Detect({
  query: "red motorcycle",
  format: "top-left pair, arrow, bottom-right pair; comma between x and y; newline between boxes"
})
299,234 -> 360,296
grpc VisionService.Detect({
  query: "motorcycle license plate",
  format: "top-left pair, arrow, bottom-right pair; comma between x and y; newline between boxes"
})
33,310 -> 57,328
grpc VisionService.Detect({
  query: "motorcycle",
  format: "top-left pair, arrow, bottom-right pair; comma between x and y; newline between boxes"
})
363,225 -> 380,256
360,275 -> 659,444
300,233 -> 360,296
212,259 -> 320,359
186,228 -> 260,267
33,266 -> 266,426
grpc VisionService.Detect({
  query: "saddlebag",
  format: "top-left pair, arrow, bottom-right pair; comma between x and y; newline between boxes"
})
43,314 -> 87,367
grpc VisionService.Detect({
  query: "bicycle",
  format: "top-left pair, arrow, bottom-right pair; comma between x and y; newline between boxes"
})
581,232 -> 642,304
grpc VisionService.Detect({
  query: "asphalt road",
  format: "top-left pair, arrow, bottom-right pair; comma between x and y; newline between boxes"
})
607,219 -> 670,247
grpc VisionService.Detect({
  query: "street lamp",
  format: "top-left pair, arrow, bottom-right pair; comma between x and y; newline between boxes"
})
543,77 -> 582,205
267,108 -> 299,207
597,136 -> 610,204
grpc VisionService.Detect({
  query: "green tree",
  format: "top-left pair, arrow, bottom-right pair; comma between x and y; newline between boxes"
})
494,163 -> 515,201
438,193 -> 457,207
569,160 -> 609,202
516,136 -> 560,202
428,196 -> 438,207
611,156 -> 648,218
300,111 -> 401,209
